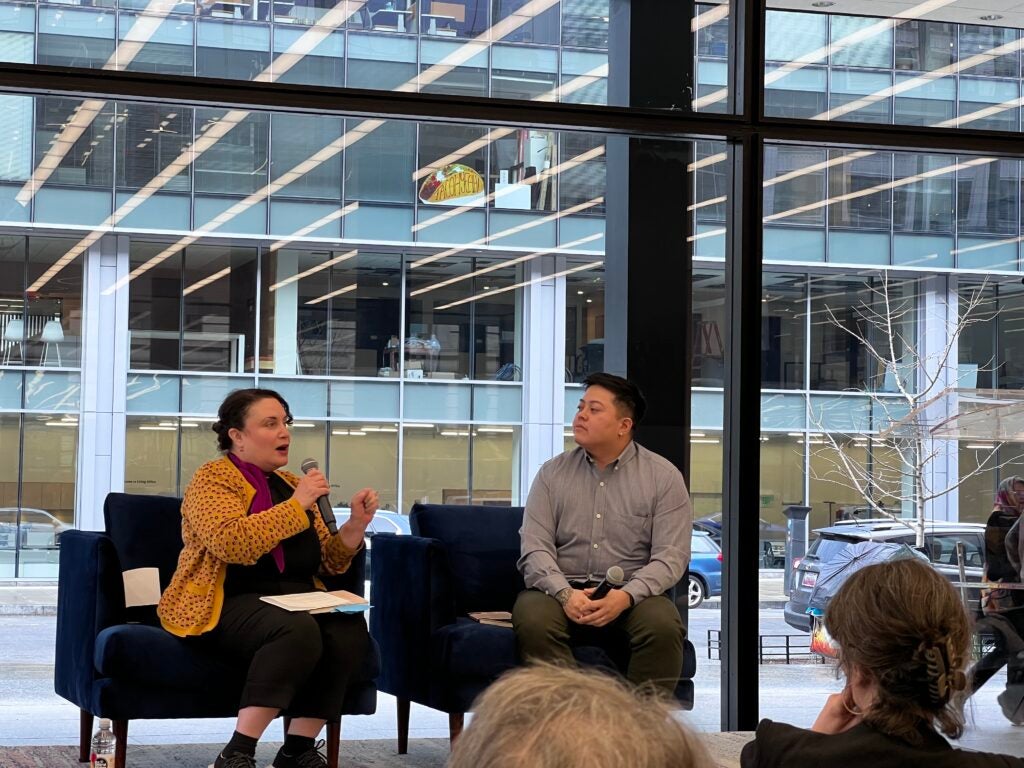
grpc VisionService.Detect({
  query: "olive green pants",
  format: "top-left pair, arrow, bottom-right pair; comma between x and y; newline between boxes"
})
511,589 -> 685,695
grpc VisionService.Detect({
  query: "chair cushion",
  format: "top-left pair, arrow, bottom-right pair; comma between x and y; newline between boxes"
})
95,624 -> 241,692
411,504 -> 525,613
432,619 -> 696,695
95,623 -> 382,697
432,618 -> 519,680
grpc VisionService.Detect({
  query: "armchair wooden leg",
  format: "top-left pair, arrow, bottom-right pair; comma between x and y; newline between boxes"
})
112,719 -> 128,768
449,713 -> 464,748
79,710 -> 93,763
326,719 -> 341,768
397,697 -> 410,755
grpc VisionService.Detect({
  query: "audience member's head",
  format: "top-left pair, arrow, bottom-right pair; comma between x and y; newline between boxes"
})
994,475 -> 1024,512
826,558 -> 970,744
448,664 -> 713,768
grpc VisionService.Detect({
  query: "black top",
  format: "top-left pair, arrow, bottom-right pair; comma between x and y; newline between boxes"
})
224,472 -> 322,597
741,719 -> 1024,768
986,507 -> 1021,583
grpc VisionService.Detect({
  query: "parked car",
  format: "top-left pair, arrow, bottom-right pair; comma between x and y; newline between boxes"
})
783,519 -> 986,631
0,507 -> 71,549
694,513 -> 787,567
688,531 -> 723,608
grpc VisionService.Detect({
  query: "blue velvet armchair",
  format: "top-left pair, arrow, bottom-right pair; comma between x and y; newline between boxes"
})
55,492 -> 378,768
369,502 -> 696,753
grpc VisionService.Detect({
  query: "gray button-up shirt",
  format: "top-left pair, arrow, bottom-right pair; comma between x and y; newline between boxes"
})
518,441 -> 692,605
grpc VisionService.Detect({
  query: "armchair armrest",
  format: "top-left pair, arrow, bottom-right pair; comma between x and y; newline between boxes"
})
369,533 -> 455,701
55,530 -> 126,708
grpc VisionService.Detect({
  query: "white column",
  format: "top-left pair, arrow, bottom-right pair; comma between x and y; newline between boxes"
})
76,235 -> 130,531
519,256 -> 566,497
273,252 -> 300,375
918,274 -> 958,522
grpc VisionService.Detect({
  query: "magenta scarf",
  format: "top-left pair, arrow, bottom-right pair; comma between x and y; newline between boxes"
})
227,452 -> 285,573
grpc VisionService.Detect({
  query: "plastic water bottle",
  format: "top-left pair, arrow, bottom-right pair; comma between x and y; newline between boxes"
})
90,718 -> 116,768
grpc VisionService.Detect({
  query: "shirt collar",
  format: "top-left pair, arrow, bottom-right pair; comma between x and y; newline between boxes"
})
584,440 -> 638,469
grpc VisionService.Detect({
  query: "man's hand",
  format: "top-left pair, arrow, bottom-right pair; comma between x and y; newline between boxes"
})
560,589 -> 595,624
577,588 -> 631,627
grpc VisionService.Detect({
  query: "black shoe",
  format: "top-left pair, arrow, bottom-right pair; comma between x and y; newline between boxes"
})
271,739 -> 328,768
210,751 -> 257,768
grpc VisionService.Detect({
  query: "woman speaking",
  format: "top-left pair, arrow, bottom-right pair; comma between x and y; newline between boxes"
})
158,388 -> 378,768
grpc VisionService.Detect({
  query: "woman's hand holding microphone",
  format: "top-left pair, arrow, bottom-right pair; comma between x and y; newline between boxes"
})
292,469 -> 331,512
292,469 -> 380,550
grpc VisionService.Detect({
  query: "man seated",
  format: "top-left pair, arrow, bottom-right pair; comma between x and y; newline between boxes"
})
513,372 -> 692,694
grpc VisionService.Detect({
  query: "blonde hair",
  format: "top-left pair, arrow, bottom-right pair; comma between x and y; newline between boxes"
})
826,558 -> 970,744
448,664 -> 713,768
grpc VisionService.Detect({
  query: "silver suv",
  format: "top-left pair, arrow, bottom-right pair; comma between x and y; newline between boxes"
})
783,519 -> 986,632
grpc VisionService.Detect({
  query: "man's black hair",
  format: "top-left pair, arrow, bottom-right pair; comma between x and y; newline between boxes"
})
582,372 -> 646,428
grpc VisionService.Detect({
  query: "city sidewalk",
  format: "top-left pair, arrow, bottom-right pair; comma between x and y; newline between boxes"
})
0,583 -> 58,615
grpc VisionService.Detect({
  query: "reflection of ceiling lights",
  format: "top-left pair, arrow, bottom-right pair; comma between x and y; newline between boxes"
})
270,249 -> 358,293
305,282 -> 357,306
411,233 -> 602,298
477,427 -> 514,433
410,197 -> 603,270
292,422 -> 316,428
182,266 -> 231,297
267,202 -> 358,254
435,260 -> 603,311
58,0 -> 577,300
405,423 -> 436,429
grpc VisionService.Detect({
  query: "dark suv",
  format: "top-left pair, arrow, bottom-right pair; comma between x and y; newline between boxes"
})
783,519 -> 986,632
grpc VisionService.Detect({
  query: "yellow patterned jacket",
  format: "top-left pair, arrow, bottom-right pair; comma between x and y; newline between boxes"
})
158,456 -> 359,637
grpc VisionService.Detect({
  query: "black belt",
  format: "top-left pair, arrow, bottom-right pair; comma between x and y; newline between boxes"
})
568,580 -> 601,590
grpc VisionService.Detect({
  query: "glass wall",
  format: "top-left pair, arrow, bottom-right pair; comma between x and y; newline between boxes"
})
0,235 -> 83,577
0,0 -> 737,111
757,9 -> 1024,134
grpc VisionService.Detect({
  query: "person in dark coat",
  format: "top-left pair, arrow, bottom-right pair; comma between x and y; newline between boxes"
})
742,559 -> 1024,768
971,475 -> 1024,724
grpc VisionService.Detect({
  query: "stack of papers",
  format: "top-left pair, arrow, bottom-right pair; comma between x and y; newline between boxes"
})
260,589 -> 371,614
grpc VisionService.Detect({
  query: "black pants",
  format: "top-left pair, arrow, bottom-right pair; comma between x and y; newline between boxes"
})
972,610 -> 1024,694
203,592 -> 369,720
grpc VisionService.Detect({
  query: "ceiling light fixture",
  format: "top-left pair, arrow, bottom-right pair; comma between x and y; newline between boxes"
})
980,13 -> 1002,20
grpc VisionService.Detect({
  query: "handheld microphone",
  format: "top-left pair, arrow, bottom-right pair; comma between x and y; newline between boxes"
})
588,565 -> 625,601
300,457 -> 338,535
